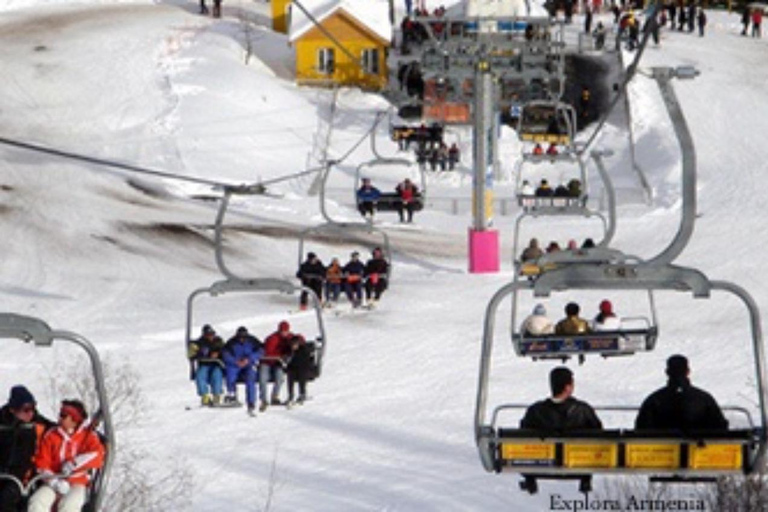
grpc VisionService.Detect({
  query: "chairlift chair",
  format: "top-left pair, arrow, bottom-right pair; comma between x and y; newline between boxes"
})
0,313 -> 114,512
475,263 -> 768,491
516,101 -> 577,146
185,278 -> 327,381
354,157 -> 426,219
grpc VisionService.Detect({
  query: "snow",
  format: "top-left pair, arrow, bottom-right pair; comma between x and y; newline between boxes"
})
289,0 -> 392,44
1,1 -> 768,510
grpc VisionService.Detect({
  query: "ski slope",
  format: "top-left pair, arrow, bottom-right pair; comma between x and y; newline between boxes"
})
1,1 -> 768,510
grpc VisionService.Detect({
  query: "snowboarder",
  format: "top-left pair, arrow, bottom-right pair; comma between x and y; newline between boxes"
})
188,325 -> 225,406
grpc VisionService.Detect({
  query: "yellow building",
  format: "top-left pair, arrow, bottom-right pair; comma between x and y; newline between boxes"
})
289,1 -> 391,90
272,0 -> 291,34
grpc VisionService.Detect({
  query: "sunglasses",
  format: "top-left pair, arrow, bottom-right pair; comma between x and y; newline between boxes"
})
59,411 -> 71,420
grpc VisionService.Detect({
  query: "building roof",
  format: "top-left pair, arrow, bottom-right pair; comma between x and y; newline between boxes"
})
289,0 -> 392,44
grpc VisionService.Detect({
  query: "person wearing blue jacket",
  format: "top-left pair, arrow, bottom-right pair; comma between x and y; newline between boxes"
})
223,326 -> 263,414
357,178 -> 381,219
342,251 -> 366,307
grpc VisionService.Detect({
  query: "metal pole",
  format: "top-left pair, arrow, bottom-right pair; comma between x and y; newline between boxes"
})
472,63 -> 494,231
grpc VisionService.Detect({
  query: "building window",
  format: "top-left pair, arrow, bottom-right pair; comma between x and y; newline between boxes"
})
361,48 -> 380,75
318,48 -> 335,74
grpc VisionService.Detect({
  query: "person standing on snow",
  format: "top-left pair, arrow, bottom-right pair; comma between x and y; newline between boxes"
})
696,8 -> 706,36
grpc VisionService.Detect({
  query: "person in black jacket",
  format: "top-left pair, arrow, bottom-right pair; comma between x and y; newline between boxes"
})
635,354 -> 728,431
296,252 -> 325,310
0,386 -> 55,512
520,367 -> 602,431
364,247 -> 390,305
287,335 -> 313,404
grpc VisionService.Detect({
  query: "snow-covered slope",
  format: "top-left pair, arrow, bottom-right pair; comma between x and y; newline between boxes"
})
1,2 -> 767,510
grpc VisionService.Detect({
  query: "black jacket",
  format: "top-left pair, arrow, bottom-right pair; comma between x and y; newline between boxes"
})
635,379 -> 728,431
0,405 -> 54,480
520,397 -> 603,431
288,342 -> 314,378
520,397 -> 602,432
296,260 -> 326,282
365,258 -> 389,278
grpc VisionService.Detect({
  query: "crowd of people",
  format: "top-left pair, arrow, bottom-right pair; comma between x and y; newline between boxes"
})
520,237 -> 596,262
188,321 -> 314,414
519,178 -> 583,199
520,299 -> 620,336
357,177 -> 422,223
295,248 -> 390,310
0,386 -> 105,512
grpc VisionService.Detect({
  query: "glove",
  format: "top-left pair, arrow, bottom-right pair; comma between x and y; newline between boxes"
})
61,460 -> 76,476
50,478 -> 70,495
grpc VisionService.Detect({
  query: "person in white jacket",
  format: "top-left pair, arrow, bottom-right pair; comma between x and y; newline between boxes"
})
521,304 -> 555,336
592,299 -> 621,331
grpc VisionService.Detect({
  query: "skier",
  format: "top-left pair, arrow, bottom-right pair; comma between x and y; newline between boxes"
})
259,321 -> 293,410
0,386 -> 55,512
447,143 -> 460,170
343,251 -> 366,307
28,400 -> 105,512
324,257 -> 343,306
697,8 -> 706,37
188,324 -> 225,406
395,178 -> 420,223
364,247 -> 390,306
521,367 -> 602,430
357,178 -> 381,220
223,326 -> 262,414
592,21 -> 607,50
296,252 -> 325,310
213,0 -> 222,18
286,334 -> 313,404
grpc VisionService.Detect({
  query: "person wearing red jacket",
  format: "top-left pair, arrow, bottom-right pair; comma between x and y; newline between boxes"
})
258,321 -> 293,411
28,399 -> 105,512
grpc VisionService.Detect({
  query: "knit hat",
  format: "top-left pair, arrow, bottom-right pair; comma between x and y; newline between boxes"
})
202,324 -> 214,335
60,399 -> 87,426
8,385 -> 35,409
279,321 -> 290,333
308,252 -> 317,260
599,300 -> 613,315
236,326 -> 248,336
533,304 -> 547,316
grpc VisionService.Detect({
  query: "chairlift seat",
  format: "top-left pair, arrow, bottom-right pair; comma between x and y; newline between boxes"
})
516,194 -> 586,210
490,428 -> 757,475
513,327 -> 658,359
361,193 -> 424,213
520,132 -> 571,145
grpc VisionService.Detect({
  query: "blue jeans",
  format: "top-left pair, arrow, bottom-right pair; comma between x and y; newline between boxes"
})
325,282 -> 341,302
195,364 -> 223,397
345,281 -> 363,303
225,365 -> 257,407
259,364 -> 285,403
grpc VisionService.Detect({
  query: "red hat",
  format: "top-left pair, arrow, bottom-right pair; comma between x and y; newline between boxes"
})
279,321 -> 290,333
599,300 -> 613,315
